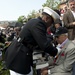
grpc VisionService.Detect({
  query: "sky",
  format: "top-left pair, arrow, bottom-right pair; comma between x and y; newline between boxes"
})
0,0 -> 46,21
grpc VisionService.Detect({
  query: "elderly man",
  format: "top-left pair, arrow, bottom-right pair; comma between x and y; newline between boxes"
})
41,27 -> 75,75
5,7 -> 60,75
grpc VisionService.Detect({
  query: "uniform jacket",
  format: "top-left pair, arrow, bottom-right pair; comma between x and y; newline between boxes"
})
6,17 -> 58,74
50,40 -> 75,75
63,10 -> 75,40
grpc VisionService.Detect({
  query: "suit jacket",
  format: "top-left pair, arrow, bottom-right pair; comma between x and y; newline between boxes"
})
72,62 -> 75,75
50,40 -> 75,75
6,17 -> 58,74
63,10 -> 75,40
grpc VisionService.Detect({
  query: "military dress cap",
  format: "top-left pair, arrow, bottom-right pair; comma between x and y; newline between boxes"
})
42,7 -> 60,21
54,27 -> 68,36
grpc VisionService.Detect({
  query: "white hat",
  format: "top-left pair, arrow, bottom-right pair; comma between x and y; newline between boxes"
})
43,7 -> 60,20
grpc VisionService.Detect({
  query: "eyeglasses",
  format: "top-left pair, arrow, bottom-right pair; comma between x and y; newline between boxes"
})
55,36 -> 59,38
55,34 -> 66,38
54,35 -> 60,38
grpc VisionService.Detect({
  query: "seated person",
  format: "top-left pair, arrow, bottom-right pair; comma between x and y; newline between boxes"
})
41,27 -> 75,75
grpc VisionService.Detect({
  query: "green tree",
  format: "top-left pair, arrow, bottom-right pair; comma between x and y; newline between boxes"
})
42,0 -> 61,9
17,16 -> 27,24
27,10 -> 40,21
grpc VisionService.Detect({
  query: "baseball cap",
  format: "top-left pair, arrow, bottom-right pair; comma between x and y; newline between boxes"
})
42,7 -> 60,21
54,27 -> 68,36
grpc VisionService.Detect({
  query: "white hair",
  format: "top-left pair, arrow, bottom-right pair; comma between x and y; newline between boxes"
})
61,33 -> 68,36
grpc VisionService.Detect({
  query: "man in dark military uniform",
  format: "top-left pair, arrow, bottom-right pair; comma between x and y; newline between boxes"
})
5,7 -> 61,75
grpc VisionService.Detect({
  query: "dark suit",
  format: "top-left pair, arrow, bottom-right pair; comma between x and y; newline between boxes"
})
72,62 -> 75,75
63,10 -> 75,40
6,17 -> 58,74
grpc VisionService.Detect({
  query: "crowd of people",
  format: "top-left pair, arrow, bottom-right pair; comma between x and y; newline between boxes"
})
0,0 -> 75,75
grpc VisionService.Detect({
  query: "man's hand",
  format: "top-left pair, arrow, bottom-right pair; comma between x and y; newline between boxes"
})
72,22 -> 75,25
41,69 -> 48,75
70,22 -> 75,25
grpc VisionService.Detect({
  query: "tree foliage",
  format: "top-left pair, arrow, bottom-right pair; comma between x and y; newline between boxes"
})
42,0 -> 61,9
17,16 -> 27,24
27,10 -> 40,21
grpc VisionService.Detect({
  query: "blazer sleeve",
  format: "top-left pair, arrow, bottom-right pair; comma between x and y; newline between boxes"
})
30,21 -> 57,57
